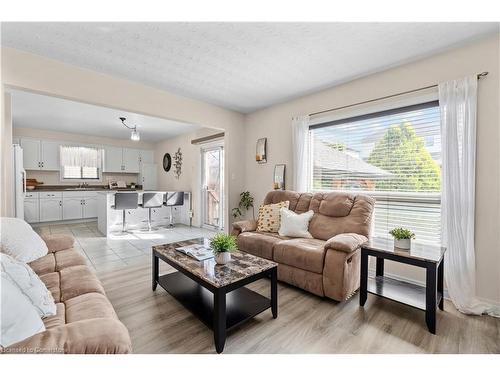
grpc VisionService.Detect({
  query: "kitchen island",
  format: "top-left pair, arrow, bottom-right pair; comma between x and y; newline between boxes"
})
97,191 -> 191,236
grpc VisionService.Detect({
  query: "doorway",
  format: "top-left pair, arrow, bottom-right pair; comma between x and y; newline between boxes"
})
201,144 -> 224,230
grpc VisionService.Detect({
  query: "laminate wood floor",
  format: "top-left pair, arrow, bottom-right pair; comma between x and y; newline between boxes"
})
98,263 -> 500,354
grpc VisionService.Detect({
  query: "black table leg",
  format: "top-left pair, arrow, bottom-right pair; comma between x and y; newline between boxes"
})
360,250 -> 368,306
425,264 -> 437,334
438,259 -> 444,311
213,290 -> 226,353
152,252 -> 158,291
271,267 -> 278,318
376,257 -> 385,276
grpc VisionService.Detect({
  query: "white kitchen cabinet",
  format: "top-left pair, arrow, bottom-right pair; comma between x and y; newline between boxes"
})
40,198 -> 62,222
140,163 -> 158,190
103,146 -> 124,173
20,138 -> 41,170
12,137 -> 20,145
40,140 -> 60,171
63,197 -> 83,220
123,148 -> 140,173
140,150 -> 154,164
83,197 -> 97,218
19,138 -> 60,171
24,199 -> 40,223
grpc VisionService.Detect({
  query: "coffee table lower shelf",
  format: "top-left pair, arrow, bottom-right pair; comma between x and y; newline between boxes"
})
158,272 -> 272,332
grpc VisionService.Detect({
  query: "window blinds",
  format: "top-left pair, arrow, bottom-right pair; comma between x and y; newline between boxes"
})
310,101 -> 441,244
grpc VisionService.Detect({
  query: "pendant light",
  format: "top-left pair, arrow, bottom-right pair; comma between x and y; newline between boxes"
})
119,117 -> 140,141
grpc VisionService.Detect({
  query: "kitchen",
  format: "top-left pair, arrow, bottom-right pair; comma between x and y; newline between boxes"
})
10,89 -> 218,238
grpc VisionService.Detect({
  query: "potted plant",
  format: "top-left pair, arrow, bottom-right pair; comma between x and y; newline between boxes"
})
389,227 -> 416,250
231,191 -> 255,219
210,233 -> 238,265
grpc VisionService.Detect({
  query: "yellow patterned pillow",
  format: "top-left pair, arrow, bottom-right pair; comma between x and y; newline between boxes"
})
256,201 -> 290,233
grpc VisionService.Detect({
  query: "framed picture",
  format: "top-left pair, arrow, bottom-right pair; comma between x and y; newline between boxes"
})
256,138 -> 267,164
273,164 -> 285,190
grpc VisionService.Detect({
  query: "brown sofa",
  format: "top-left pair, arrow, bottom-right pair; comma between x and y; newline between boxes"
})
2,234 -> 132,354
232,191 -> 374,301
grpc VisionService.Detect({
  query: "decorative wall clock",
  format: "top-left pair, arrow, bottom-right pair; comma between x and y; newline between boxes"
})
163,153 -> 172,172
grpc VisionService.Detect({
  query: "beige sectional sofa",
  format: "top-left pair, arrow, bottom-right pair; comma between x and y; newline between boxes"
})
2,234 -> 132,354
232,190 -> 374,301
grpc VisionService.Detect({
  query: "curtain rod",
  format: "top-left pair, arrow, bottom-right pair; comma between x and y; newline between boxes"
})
309,71 -> 489,117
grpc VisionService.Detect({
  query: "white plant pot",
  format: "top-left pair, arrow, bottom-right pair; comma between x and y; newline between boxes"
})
394,238 -> 411,250
215,252 -> 231,265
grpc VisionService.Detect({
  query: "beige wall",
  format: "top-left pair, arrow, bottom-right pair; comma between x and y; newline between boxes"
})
243,34 -> 500,304
154,127 -> 224,228
1,47 -> 245,229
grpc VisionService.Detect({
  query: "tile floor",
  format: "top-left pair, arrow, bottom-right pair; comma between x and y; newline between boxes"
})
32,221 -> 217,273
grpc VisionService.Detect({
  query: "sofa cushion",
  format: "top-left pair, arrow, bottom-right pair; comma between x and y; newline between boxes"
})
41,234 -> 74,253
29,254 -> 57,276
273,238 -> 326,273
237,231 -> 288,260
308,194 -> 375,240
54,249 -> 87,271
4,318 -> 132,354
65,293 -> 117,323
60,265 -> 105,302
43,303 -> 66,330
39,272 -> 61,303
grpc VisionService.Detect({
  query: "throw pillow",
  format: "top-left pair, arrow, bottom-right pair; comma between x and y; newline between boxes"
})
0,217 -> 48,263
256,201 -> 290,233
0,273 -> 45,347
0,253 -> 56,318
278,208 -> 314,238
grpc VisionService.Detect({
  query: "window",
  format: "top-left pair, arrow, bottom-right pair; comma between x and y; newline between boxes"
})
309,101 -> 441,244
60,146 -> 102,180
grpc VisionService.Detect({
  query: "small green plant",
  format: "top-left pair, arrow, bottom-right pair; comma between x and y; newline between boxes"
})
389,227 -> 416,240
210,233 -> 238,255
231,191 -> 255,219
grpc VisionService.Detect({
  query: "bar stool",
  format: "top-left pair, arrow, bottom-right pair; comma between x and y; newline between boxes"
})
111,192 -> 138,235
140,192 -> 164,232
164,191 -> 185,228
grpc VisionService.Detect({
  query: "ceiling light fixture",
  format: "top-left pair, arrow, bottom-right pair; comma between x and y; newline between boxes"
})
119,117 -> 140,141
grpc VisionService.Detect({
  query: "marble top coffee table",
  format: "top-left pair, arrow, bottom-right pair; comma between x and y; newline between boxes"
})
152,238 -> 278,353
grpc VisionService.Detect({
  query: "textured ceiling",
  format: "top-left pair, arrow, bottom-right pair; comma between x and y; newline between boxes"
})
10,89 -> 201,142
2,22 -> 498,113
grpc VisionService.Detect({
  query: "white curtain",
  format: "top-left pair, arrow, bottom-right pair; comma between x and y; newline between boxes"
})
439,75 -> 498,316
292,115 -> 310,192
60,146 -> 100,168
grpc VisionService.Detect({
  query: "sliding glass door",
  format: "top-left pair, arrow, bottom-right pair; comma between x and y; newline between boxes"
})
201,144 -> 224,230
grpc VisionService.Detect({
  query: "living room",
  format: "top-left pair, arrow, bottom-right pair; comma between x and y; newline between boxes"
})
1,1 -> 499,373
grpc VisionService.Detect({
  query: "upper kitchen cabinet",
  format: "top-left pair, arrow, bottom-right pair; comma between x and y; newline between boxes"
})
122,148 -> 140,173
103,147 -> 142,173
103,146 -> 124,173
20,138 -> 60,171
20,138 -> 40,170
40,140 -> 61,170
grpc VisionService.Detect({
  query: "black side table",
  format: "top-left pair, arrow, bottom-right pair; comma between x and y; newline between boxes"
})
359,237 -> 446,334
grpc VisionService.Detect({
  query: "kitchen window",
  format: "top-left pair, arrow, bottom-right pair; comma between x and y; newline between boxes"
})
60,145 -> 102,181
309,101 -> 441,244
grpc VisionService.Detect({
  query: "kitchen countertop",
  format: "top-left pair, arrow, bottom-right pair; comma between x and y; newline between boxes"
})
29,185 -> 141,192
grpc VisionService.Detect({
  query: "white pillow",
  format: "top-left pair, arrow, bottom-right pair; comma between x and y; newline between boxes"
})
1,273 -> 45,347
0,217 -> 48,263
278,208 -> 314,238
1,253 -> 56,318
